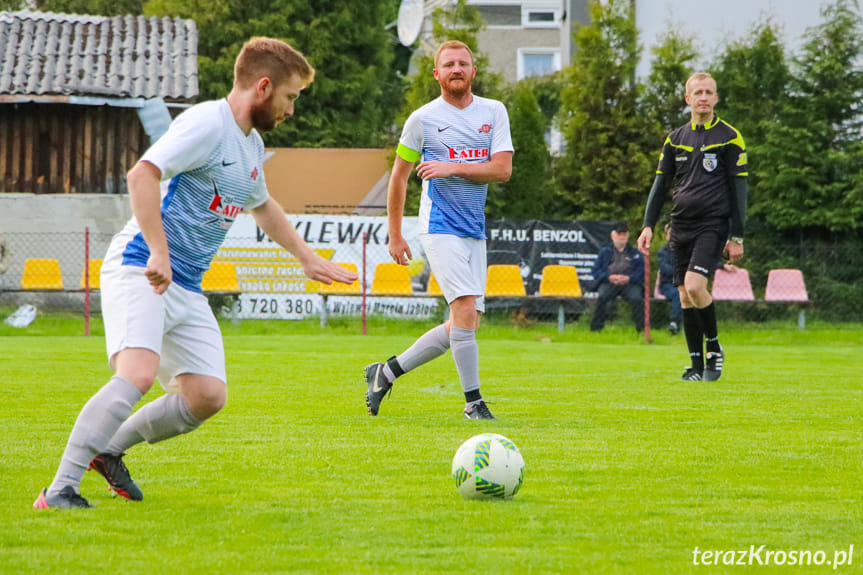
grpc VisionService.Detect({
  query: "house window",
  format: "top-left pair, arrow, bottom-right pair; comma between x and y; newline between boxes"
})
528,11 -> 555,24
476,5 -> 522,27
522,4 -> 561,28
517,48 -> 561,79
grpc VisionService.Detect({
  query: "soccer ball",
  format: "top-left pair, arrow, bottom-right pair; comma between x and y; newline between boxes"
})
451,433 -> 525,500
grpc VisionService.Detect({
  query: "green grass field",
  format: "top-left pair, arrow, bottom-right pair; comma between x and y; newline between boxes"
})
1,317 -> 861,574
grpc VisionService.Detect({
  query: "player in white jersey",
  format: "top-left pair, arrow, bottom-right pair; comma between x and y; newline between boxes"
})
364,40 -> 513,420
34,37 -> 357,509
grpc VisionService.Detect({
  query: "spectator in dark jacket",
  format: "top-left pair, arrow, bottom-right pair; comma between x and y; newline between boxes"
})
657,224 -> 682,334
590,222 -> 645,332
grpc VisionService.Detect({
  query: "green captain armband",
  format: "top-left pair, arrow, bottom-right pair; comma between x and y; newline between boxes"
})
396,143 -> 421,163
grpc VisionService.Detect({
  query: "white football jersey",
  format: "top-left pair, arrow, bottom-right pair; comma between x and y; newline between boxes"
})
397,95 -> 513,239
111,99 -> 269,293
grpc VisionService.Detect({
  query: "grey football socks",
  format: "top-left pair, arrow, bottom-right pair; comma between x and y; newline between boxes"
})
384,324 -> 451,381
450,326 -> 481,394
106,392 -> 202,453
48,375 -> 142,496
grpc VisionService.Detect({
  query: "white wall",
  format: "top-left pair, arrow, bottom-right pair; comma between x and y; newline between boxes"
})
0,194 -> 131,235
0,194 -> 131,298
636,0 -> 836,78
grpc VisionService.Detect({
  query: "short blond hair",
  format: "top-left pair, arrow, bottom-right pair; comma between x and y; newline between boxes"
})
685,72 -> 716,95
234,37 -> 315,89
434,40 -> 474,67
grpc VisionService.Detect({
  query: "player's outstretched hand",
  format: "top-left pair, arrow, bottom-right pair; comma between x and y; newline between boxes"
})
637,227 -> 653,255
303,255 -> 359,285
145,252 -> 172,294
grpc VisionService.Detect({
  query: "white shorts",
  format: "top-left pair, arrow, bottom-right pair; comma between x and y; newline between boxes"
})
420,233 -> 486,312
101,259 -> 226,390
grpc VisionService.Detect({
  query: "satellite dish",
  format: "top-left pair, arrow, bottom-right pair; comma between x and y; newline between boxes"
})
397,0 -> 424,47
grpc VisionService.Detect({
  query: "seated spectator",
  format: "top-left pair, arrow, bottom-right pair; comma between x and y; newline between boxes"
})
657,224 -> 682,334
590,222 -> 645,332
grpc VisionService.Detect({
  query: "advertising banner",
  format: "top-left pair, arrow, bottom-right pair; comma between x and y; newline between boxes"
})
217,215 -> 614,319
219,214 -> 439,320
487,219 -> 614,295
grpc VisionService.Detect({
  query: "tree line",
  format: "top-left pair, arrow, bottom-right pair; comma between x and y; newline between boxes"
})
4,0 -> 863,238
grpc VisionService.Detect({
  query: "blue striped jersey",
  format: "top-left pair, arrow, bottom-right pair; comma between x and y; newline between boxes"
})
397,95 -> 513,239
115,99 -> 269,293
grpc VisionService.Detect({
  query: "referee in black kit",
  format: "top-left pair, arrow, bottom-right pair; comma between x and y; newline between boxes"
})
637,72 -> 748,382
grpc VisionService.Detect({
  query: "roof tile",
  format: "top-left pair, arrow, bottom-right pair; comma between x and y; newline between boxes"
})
0,10 -> 198,100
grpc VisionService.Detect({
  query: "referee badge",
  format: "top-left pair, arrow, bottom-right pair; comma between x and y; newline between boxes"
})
703,153 -> 718,172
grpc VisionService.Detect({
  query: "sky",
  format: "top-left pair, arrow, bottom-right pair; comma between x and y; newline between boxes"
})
635,0 -> 836,77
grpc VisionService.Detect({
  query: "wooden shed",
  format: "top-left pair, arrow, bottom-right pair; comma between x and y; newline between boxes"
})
0,10 -> 198,195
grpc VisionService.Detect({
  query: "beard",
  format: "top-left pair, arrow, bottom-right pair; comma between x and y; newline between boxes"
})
440,75 -> 472,98
250,96 -> 280,132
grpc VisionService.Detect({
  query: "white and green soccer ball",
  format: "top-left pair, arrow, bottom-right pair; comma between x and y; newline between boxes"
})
451,433 -> 525,500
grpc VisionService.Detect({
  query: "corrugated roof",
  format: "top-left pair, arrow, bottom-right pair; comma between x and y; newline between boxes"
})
0,10 -> 198,100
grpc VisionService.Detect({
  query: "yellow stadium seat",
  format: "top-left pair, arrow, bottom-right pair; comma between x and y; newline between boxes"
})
201,261 -> 241,293
20,258 -> 64,290
538,265 -> 582,298
427,272 -> 443,296
486,264 -> 526,297
317,262 -> 361,294
80,259 -> 103,289
371,263 -> 413,295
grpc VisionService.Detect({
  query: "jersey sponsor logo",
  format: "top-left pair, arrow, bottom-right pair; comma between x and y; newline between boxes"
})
447,146 -> 489,161
676,155 -> 687,162
208,183 -> 243,228
251,166 -> 259,181
478,124 -> 492,133
703,153 -> 718,172
222,159 -> 237,166
437,125 -> 452,132
693,265 -> 709,274
736,152 -> 747,167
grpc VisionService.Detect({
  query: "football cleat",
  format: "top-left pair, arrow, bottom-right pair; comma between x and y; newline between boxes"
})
681,367 -> 703,381
89,453 -> 143,501
464,400 -> 496,420
703,346 -> 725,381
364,362 -> 392,416
33,486 -> 92,509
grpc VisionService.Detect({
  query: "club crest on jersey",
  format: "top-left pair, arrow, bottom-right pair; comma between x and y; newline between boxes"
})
478,124 -> 492,133
703,153 -> 718,172
448,146 -> 489,161
251,167 -> 259,181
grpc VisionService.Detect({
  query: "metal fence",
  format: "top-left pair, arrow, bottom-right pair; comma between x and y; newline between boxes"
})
1,224 -> 861,332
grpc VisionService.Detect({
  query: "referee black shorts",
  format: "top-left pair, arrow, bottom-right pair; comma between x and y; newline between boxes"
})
669,219 -> 729,285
